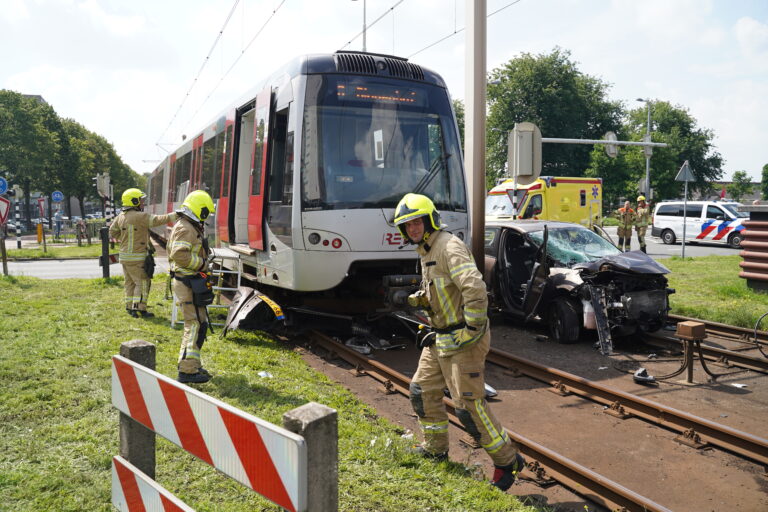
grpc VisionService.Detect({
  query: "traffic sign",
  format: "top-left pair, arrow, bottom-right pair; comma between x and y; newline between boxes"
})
0,177 -> 7,195
52,190 -> 64,202
675,160 -> 695,182
0,196 -> 10,225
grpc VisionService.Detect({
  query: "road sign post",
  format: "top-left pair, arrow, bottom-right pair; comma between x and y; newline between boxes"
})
675,160 -> 696,259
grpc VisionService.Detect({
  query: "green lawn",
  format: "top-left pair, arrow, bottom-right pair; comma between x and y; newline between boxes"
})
0,274 -> 537,512
664,255 -> 767,329
6,243 -> 108,259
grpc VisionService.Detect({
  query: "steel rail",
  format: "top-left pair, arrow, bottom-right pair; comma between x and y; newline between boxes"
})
668,313 -> 768,346
644,332 -> 768,374
485,347 -> 768,466
310,331 -> 672,512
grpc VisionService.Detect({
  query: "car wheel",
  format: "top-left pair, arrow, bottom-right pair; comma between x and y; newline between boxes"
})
661,229 -> 676,245
728,232 -> 744,249
548,297 -> 580,344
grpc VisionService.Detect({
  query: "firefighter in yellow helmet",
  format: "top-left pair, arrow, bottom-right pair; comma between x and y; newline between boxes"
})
394,193 -> 524,491
109,188 -> 178,318
635,195 -> 650,253
168,190 -> 216,384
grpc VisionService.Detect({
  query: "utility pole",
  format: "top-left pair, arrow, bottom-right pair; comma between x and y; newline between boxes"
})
465,0 -> 486,272
637,98 -> 652,200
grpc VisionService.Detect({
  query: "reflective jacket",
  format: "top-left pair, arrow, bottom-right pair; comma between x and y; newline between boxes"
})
416,229 -> 488,355
168,215 -> 210,277
635,205 -> 650,227
109,209 -> 177,263
615,207 -> 637,236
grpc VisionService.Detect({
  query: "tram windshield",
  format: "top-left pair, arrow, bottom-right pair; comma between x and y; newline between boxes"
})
302,74 -> 466,211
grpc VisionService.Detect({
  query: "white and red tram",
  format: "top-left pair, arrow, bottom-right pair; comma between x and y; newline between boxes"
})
146,51 -> 468,317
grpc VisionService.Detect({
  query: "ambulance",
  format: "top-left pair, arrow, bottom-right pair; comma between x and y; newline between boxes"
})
486,176 -> 603,227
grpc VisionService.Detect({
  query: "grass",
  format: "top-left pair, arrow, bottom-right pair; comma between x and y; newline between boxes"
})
0,274 -> 538,512
664,255 -> 768,329
6,243 -> 109,259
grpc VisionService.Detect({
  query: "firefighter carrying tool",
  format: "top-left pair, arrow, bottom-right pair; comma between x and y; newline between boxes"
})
168,190 -> 216,384
394,192 -> 525,491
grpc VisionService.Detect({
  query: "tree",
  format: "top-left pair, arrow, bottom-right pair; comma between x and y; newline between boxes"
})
486,48 -> 623,186
727,170 -> 753,203
761,164 -> 768,200
452,99 -> 464,151
589,101 -> 723,202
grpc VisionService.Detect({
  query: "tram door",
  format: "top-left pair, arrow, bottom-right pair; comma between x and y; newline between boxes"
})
247,88 -> 272,250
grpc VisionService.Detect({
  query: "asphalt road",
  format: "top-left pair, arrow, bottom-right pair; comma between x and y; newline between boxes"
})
601,226 -> 739,258
3,228 -> 740,279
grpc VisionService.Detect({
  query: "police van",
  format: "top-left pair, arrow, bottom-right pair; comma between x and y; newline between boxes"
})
486,176 -> 603,227
651,200 -> 747,248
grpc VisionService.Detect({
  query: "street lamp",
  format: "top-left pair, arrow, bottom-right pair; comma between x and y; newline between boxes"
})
636,97 -> 652,199
352,0 -> 367,52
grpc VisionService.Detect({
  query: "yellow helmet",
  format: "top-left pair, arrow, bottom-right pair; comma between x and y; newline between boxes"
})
394,193 -> 441,240
122,188 -> 146,207
181,190 -> 215,222
637,195 -> 646,202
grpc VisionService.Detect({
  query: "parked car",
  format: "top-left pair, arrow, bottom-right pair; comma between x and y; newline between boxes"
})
484,220 -> 673,353
651,200 -> 746,248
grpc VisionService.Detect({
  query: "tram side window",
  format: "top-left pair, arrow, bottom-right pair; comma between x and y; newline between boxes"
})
202,137 -> 216,198
268,108 -> 289,203
251,106 -> 268,195
283,132 -> 294,204
175,152 -> 191,199
222,125 -> 233,197
210,132 -> 223,199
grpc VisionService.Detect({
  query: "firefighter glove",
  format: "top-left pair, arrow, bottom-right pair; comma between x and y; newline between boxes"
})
416,326 -> 436,349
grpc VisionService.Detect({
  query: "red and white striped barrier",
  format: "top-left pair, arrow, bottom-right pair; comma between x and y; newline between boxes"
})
112,355 -> 307,512
112,456 -> 193,512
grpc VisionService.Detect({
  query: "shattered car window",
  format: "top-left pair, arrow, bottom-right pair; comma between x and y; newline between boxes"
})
529,227 -> 620,266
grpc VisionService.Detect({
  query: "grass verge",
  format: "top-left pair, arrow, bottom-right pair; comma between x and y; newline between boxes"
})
6,244 -> 108,259
664,255 -> 768,328
0,274 -> 538,512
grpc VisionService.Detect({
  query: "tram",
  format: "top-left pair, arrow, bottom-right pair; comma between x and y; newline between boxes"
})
146,51 -> 468,321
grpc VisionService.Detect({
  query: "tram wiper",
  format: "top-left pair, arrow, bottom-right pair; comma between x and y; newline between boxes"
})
413,153 -> 451,195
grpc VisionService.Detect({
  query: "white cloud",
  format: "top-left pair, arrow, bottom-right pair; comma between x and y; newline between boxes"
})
77,0 -> 146,37
735,16 -> 768,56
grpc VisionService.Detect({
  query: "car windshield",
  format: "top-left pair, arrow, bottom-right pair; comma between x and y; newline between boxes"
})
722,203 -> 748,218
301,74 -> 465,211
529,226 -> 620,266
486,193 -> 516,216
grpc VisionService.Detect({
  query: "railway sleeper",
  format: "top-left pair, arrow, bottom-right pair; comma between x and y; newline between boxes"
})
603,401 -> 632,419
547,380 -> 570,396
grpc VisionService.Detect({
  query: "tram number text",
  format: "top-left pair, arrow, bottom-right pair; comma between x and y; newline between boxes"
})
383,233 -> 403,245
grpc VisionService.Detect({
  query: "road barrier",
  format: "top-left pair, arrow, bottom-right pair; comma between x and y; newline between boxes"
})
111,340 -> 338,511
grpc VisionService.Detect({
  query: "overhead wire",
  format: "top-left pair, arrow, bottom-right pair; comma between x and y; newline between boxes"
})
180,0 -> 287,135
155,0 -> 241,146
408,0 -> 524,59
339,0 -> 406,51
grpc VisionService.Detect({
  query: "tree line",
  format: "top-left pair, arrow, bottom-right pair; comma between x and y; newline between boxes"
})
456,48 -> 763,209
0,90 -> 144,225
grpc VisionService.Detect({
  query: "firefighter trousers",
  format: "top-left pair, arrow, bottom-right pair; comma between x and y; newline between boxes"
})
409,329 -> 518,466
173,278 -> 208,374
122,261 -> 150,312
636,226 -> 647,249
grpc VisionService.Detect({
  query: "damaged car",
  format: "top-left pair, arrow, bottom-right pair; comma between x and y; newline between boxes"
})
484,220 -> 674,354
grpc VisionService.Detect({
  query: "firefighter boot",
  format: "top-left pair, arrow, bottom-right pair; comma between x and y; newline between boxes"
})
177,368 -> 212,384
491,453 -> 526,491
640,246 -> 647,253
408,444 -> 448,462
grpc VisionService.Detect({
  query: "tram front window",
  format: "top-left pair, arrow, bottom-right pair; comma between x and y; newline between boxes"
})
302,74 -> 465,211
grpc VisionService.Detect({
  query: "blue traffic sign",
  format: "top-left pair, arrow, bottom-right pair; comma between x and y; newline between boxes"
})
52,190 -> 64,202
0,177 -> 7,195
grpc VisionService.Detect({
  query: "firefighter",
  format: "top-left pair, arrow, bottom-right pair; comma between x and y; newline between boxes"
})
394,193 -> 524,491
615,200 -> 636,252
635,195 -> 650,253
168,190 -> 215,384
109,188 -> 177,318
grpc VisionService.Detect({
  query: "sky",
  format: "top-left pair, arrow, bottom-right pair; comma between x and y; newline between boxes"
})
1,0 -> 767,182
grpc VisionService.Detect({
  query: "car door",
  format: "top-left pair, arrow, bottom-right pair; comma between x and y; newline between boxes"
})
521,226 -> 550,321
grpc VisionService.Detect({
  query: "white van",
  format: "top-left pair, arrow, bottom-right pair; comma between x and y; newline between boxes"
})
651,200 -> 747,248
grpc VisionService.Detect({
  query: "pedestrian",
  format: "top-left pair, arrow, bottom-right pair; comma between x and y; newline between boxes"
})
615,200 -> 636,252
635,195 -> 650,253
53,208 -> 63,239
168,190 -> 216,384
393,193 -> 525,492
109,188 -> 177,318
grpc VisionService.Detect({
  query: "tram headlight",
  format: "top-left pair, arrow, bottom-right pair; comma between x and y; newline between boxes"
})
308,232 -> 321,245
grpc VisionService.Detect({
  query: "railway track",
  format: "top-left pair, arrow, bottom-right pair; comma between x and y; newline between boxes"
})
307,328 -> 768,511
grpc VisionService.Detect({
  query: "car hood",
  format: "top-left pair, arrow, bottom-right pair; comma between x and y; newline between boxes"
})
573,250 -> 670,275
